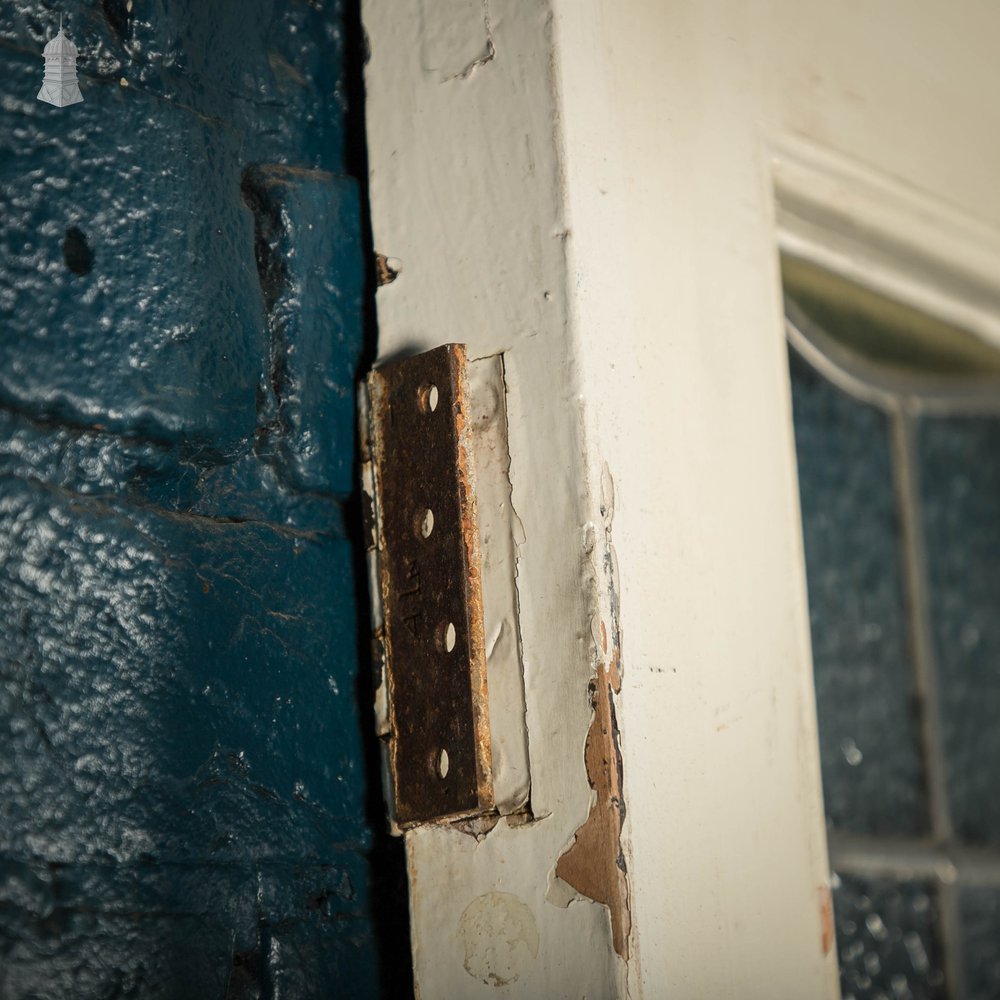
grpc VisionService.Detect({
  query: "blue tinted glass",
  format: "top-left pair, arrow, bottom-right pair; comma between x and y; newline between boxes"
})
959,885 -> 1000,999
789,348 -> 927,835
833,874 -> 945,1000
918,416 -> 1000,844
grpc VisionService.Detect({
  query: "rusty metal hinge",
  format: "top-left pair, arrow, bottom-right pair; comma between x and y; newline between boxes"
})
361,344 -> 529,829
363,344 -> 529,828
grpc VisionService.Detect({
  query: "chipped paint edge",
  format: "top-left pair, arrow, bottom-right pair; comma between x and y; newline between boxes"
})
362,0 -> 632,994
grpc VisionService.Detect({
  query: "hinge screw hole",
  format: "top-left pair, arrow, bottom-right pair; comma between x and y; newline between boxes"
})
416,508 -> 434,538
417,383 -> 439,413
436,621 -> 457,653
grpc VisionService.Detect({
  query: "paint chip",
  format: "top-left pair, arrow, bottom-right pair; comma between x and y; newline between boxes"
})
820,884 -> 834,955
554,651 -> 630,958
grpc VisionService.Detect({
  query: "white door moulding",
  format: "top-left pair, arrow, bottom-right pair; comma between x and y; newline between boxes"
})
362,1 -> 1000,995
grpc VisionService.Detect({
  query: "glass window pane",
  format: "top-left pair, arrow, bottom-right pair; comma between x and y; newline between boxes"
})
918,416 -> 1000,844
784,256 -> 1000,379
790,347 -> 927,836
833,873 -> 946,1000
959,885 -> 1000,1000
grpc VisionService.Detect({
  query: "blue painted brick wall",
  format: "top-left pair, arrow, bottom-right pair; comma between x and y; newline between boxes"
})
0,2 -> 407,996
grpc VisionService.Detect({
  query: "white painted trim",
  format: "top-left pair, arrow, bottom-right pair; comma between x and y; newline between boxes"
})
546,3 -> 837,991
773,135 -> 1000,348
363,1 -> 1000,995
362,1 -> 627,995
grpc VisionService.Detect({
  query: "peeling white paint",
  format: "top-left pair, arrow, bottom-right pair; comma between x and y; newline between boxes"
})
467,354 -> 530,814
365,0 -> 1000,995
418,0 -> 494,83
364,0 -> 625,994
544,2 -> 1000,996
458,891 -> 539,987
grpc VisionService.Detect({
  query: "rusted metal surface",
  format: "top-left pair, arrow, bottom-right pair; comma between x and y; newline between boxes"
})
365,344 -> 494,826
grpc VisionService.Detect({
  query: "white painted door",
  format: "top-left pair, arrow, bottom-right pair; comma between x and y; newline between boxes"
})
362,2 -> 1000,996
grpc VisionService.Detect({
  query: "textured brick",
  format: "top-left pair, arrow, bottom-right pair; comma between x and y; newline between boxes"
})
0,2 -> 404,996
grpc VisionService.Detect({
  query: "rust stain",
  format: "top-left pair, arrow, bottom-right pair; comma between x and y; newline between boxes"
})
819,884 -> 834,956
454,352 -> 494,811
555,647 -> 630,958
251,163 -> 335,187
267,50 -> 308,87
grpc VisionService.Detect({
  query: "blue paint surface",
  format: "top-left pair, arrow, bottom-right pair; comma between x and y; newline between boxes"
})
0,2 -> 407,995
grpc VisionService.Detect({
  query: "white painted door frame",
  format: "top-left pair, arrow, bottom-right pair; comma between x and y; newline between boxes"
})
362,2 -> 1000,995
